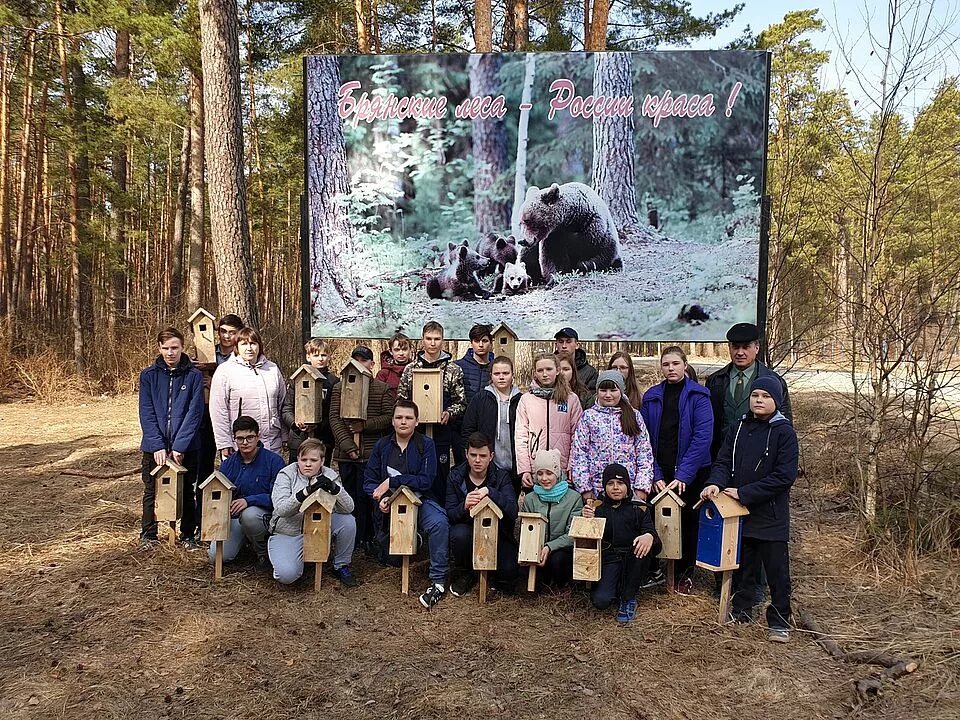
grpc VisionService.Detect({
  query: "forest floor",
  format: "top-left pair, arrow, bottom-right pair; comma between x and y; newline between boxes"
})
1,394 -> 959,720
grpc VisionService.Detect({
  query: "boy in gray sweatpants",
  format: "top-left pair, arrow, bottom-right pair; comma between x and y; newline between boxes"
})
268,438 -> 358,587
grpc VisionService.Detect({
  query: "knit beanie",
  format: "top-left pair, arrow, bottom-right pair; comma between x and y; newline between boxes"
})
750,375 -> 783,409
533,449 -> 562,477
596,369 -> 626,394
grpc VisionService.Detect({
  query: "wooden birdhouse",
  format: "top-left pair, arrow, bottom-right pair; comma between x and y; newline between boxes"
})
470,496 -> 503,603
411,368 -> 444,424
199,470 -> 235,579
694,493 -> 750,572
187,307 -> 217,364
339,359 -> 371,421
517,511 -> 547,592
386,486 -> 422,595
199,471 -> 235,542
151,459 -> 186,546
491,322 -> 519,362
651,485 -> 686,561
301,488 -> 338,591
290,364 -> 324,425
570,515 -> 606,582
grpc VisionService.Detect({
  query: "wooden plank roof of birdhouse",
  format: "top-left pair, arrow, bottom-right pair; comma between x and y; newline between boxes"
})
518,511 -> 546,523
385,485 -> 422,507
299,488 -> 338,514
186,307 -> 216,324
341,358 -> 372,377
692,493 -> 750,517
569,515 -> 607,539
290,363 -> 323,382
469,495 -> 503,519
199,470 -> 235,491
150,459 -> 188,476
651,485 -> 686,508
491,321 -> 518,337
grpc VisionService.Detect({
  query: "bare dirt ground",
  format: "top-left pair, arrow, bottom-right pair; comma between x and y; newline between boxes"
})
1,394 -> 958,720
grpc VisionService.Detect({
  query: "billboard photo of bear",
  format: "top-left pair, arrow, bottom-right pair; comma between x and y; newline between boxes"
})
304,51 -> 770,341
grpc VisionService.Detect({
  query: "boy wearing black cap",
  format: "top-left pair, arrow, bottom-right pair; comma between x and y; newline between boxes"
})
582,463 -> 661,624
554,327 -> 598,393
705,323 -> 791,458
329,346 -> 395,552
701,375 -> 799,642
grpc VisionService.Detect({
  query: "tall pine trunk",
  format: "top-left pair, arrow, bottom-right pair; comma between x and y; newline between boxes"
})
469,54 -> 509,237
475,0 -> 492,51
186,68 -> 205,312
170,126 -> 190,310
108,28 -> 130,335
199,0 -> 259,327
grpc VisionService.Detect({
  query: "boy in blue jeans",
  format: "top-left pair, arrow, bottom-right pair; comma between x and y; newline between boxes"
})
364,399 -> 449,608
701,376 -> 799,642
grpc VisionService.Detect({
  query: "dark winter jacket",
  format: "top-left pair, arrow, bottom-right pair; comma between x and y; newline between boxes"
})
575,348 -> 599,393
218,443 -> 285,511
461,385 -> 522,476
328,373 -> 394,462
455,349 -> 494,407
708,412 -> 799,542
595,499 -> 661,559
445,462 -> 518,528
640,377 -> 714,484
138,355 -> 205,454
706,360 -> 792,457
376,351 -> 408,393
363,432 -> 441,504
281,368 -> 338,453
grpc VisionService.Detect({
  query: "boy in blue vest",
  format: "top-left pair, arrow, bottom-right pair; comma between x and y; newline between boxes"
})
138,328 -> 205,548
701,376 -> 799,642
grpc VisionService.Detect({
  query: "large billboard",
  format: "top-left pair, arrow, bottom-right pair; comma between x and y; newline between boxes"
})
304,51 -> 770,341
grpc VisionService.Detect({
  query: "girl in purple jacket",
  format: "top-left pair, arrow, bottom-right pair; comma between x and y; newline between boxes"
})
640,345 -> 714,593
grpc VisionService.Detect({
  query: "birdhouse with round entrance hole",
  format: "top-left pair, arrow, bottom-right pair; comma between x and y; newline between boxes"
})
339,359 -> 371,422
411,368 -> 444,424
301,487 -> 338,591
187,307 -> 217,364
291,364 -> 325,425
651,485 -> 685,561
386,486 -> 422,595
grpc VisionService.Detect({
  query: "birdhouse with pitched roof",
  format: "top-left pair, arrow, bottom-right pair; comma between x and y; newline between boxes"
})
187,307 -> 217,364
300,489 -> 338,565
491,322 -> 518,362
339,359 -> 371,421
694,493 -> 750,572
570,515 -> 606,582
152,459 -> 186,523
651,485 -> 686,560
199,471 -> 235,542
387,486 -> 421,556
411,367 -> 443,424
291,364 -> 324,425
470,496 -> 503,572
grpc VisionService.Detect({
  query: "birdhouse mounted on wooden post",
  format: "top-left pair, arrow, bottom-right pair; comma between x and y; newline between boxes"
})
694,493 -> 750,623
300,489 -> 338,592
290,364 -> 324,426
470,496 -> 503,603
151,459 -> 186,546
386,486 -> 422,595
570,515 -> 607,582
651,483 -> 686,591
491,322 -> 519,362
517,511 -> 546,592
199,471 -> 235,579
411,368 -> 444,425
187,307 -> 217,364
339,359 -> 371,422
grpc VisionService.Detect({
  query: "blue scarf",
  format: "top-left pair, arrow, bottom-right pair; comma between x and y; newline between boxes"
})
533,479 -> 569,503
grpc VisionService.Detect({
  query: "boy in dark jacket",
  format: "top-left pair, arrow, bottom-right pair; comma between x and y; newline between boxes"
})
452,323 -> 494,464
701,375 -> 799,642
364,400 -> 449,609
138,328 -> 205,548
461,356 -> 522,493
281,337 -> 338,464
446,432 -> 519,597
583,463 -> 661,624
376,333 -> 411,394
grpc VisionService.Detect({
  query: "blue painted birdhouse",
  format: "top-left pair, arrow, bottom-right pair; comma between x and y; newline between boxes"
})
694,494 -> 750,572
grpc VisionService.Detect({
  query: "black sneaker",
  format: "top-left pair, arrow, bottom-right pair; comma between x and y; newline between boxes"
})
449,571 -> 476,598
181,536 -> 202,551
641,566 -> 666,589
138,536 -> 159,551
334,565 -> 359,588
418,583 -> 445,608
254,554 -> 272,575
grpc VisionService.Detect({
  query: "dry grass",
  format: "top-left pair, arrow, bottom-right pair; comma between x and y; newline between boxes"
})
0,394 -> 958,719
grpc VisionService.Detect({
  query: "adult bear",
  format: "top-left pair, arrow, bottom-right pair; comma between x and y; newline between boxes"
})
518,182 -> 623,286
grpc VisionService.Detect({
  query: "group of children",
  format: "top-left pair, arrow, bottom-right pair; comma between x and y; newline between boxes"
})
138,318 -> 798,639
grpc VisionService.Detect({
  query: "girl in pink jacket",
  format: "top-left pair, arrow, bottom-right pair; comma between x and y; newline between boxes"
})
570,370 -> 654,501
515,353 -> 583,489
